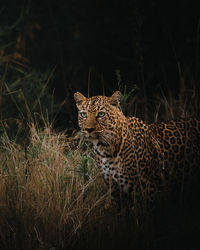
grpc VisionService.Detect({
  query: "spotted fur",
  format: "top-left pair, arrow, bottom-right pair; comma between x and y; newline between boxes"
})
74,91 -> 200,204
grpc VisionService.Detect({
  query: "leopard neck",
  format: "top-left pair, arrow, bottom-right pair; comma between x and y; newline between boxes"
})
93,116 -> 151,158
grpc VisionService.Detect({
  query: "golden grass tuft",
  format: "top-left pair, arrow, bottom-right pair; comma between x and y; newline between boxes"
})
0,123 -> 110,249
0,81 -> 200,249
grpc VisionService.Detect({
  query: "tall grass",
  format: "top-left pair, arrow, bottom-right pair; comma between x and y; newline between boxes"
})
1,101 -> 200,250
0,87 -> 200,250
0,64 -> 200,249
0,122 -> 111,249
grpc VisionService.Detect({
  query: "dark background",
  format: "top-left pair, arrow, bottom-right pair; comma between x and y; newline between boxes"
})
0,2 -> 200,249
0,0 -> 200,128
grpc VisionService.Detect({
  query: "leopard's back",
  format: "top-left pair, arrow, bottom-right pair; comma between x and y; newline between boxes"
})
74,91 -> 200,204
149,118 -> 200,186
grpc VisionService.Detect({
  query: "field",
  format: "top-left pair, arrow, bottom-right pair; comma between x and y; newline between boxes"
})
0,80 -> 200,250
1,1 -> 200,248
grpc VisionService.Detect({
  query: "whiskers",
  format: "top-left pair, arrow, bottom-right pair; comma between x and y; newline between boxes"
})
97,133 -> 110,146
77,128 -> 117,148
97,129 -> 117,147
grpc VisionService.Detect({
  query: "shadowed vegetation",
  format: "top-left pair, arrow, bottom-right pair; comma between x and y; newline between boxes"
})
0,70 -> 200,249
0,1 -> 200,248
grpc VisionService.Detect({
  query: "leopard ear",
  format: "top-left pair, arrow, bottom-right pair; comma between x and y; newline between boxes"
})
74,92 -> 86,107
109,91 -> 121,107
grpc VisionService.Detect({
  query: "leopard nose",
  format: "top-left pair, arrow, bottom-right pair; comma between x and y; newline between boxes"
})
85,127 -> 95,133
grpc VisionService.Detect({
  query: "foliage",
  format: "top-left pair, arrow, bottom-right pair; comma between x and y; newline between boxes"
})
77,154 -> 94,182
0,2 -> 200,248
0,69 -> 58,146
1,0 -> 200,101
0,122 -> 106,249
115,69 -> 138,108
0,118 -> 200,250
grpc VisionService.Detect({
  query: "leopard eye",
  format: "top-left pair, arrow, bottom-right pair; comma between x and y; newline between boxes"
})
80,112 -> 87,118
97,111 -> 105,118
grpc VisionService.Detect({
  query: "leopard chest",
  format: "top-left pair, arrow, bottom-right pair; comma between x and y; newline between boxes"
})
94,146 -> 120,184
94,145 -> 135,194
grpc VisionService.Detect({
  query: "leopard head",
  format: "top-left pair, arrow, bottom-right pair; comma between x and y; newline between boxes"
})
74,91 -> 124,143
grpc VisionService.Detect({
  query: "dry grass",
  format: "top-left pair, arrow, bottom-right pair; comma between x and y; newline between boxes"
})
0,123 -> 112,249
0,81 -> 200,250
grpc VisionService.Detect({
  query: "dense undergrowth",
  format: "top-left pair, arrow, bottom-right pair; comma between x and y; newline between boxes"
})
1,3 -> 200,249
1,119 -> 199,250
0,64 -> 200,250
0,122 -> 109,249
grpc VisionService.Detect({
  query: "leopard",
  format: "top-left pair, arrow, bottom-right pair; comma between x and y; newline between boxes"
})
74,91 -> 200,205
